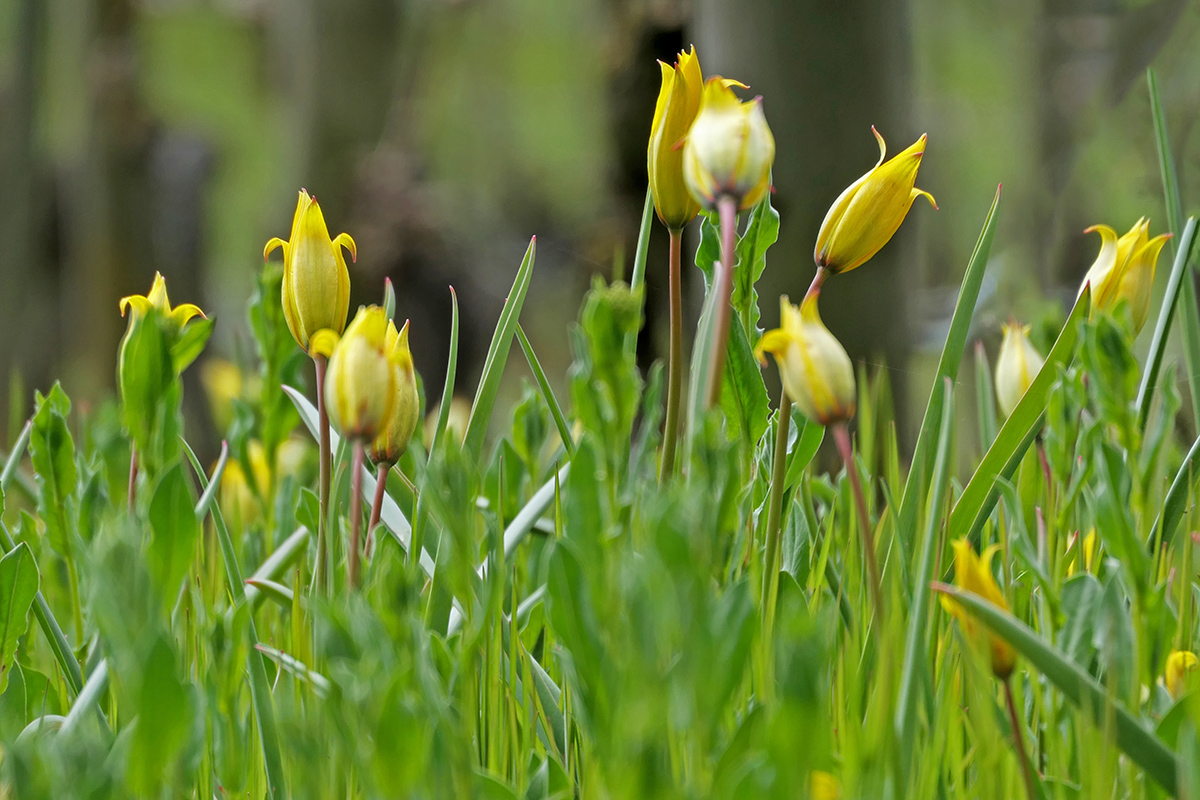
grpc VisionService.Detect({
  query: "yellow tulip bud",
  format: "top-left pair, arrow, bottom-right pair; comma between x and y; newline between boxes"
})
755,293 -> 856,426
370,319 -> 420,465
814,127 -> 937,274
994,321 -> 1044,418
648,47 -> 704,231
320,305 -> 395,441
264,189 -> 356,354
1066,529 -> 1097,576
682,77 -> 775,212
119,271 -> 205,332
1166,650 -> 1199,699
808,770 -> 842,800
1078,219 -> 1171,334
940,539 -> 1016,680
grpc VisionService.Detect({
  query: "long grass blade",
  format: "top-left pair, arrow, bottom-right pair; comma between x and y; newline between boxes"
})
1137,218 -> 1199,430
516,324 -> 574,458
1153,429 -> 1200,550
59,659 -> 109,735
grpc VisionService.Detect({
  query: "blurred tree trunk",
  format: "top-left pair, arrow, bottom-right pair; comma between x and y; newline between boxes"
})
694,0 -> 916,440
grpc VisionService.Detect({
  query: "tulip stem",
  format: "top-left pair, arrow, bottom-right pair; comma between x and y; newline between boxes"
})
366,460 -> 391,559
833,422 -> 884,619
661,229 -> 685,479
349,440 -> 365,589
805,266 -> 830,302
313,354 -> 332,595
762,391 -> 792,634
705,195 -> 739,409
1005,679 -> 1037,800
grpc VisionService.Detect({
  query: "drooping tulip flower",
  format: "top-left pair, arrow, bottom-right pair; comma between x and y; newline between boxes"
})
682,78 -> 775,212
1166,650 -> 1199,699
370,319 -> 420,466
313,306 -> 395,442
264,189 -> 356,354
814,127 -> 937,274
755,293 -> 856,426
1078,219 -> 1171,334
994,321 -> 1045,418
941,539 -> 1016,680
648,47 -> 704,231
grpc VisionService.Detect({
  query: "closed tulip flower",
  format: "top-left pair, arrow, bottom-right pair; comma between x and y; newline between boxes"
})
264,189 -> 356,354
1078,218 -> 1171,334
648,47 -> 704,231
1166,650 -> 1199,699
370,319 -> 420,466
994,321 -> 1045,417
682,78 -> 775,212
755,293 -> 855,426
314,306 -> 395,442
941,539 -> 1016,680
814,127 -> 937,274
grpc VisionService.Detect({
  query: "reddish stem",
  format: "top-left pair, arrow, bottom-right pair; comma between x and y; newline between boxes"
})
366,460 -> 391,559
349,440 -> 365,589
1005,679 -> 1038,800
314,354 -> 332,594
834,422 -> 884,618
661,229 -> 684,479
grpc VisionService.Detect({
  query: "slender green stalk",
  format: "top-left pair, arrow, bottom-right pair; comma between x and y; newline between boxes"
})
126,447 -> 137,511
314,354 -> 331,594
761,392 -> 792,635
661,229 -> 684,479
704,196 -> 738,409
1005,679 -> 1037,800
834,422 -> 884,618
348,440 -> 365,589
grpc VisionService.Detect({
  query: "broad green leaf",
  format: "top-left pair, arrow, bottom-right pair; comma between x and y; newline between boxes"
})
732,194 -> 780,338
127,637 -> 190,793
147,462 -> 200,601
29,384 -> 76,553
783,410 -> 825,491
949,286 -> 1089,542
937,583 -> 1178,792
0,544 -> 39,695
170,315 -> 214,374
720,318 -> 769,452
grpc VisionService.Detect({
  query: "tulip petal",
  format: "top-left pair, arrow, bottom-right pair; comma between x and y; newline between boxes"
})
911,187 -> 938,211
333,232 -> 357,264
309,329 -> 340,358
754,328 -> 792,365
264,237 -> 287,262
871,125 -> 886,167
119,295 -> 151,318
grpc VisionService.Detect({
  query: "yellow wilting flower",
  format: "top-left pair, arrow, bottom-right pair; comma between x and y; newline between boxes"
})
1066,530 -> 1097,576
994,321 -> 1045,418
808,770 -> 842,799
754,293 -> 856,426
369,320 -> 420,466
814,127 -> 937,274
648,46 -> 704,231
119,272 -> 205,332
264,189 -> 356,354
314,306 -> 395,441
941,539 -> 1017,680
1166,650 -> 1199,699
682,77 -> 775,212
1078,219 -> 1172,334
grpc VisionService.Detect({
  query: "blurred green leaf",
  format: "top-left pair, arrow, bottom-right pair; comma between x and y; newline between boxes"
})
127,636 -> 190,794
29,384 -> 76,553
147,462 -> 200,602
0,544 -> 39,695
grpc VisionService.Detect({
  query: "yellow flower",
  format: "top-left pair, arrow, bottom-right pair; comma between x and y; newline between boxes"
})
755,293 -> 855,426
1078,219 -> 1171,334
370,320 -> 420,465
1066,530 -> 1097,576
994,321 -> 1045,418
119,272 -> 205,331
264,189 -> 356,354
425,397 -> 472,449
219,441 -> 271,531
814,127 -> 937,274
648,47 -> 704,231
201,358 -> 244,432
808,770 -> 842,799
941,540 -> 1016,680
1166,650 -> 1199,699
316,306 -> 395,441
682,78 -> 775,212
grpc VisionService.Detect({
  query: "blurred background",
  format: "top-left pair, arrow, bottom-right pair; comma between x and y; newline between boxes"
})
1,0 -> 1198,459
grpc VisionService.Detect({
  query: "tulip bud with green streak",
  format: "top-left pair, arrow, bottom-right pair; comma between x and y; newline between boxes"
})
941,539 -> 1016,680
814,127 -> 936,274
648,46 -> 704,231
994,321 -> 1044,418
313,306 -> 395,441
1078,218 -> 1171,334
754,293 -> 855,426
264,189 -> 356,353
370,319 -> 420,465
1166,650 -> 1199,699
118,271 -> 207,396
682,77 -> 775,212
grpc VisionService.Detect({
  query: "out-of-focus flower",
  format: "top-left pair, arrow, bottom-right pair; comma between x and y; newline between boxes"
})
808,770 -> 842,799
119,272 -> 205,332
1066,530 -> 1097,576
1166,650 -> 1199,699
315,306 -> 395,441
814,127 -> 936,274
219,441 -> 271,530
370,320 -> 420,465
941,539 -> 1016,680
648,46 -> 704,230
754,293 -> 855,426
264,189 -> 356,354
994,321 -> 1045,418
1078,219 -> 1172,334
682,78 -> 775,212
201,358 -> 244,432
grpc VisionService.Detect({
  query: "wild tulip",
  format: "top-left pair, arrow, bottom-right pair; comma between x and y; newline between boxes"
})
994,321 -> 1045,417
814,127 -> 936,274
941,539 -> 1016,680
264,189 -> 356,354
119,271 -> 205,333
648,46 -> 704,231
370,319 -> 420,466
1078,218 -> 1171,334
315,306 -> 395,442
1166,650 -> 1199,699
682,77 -> 775,212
